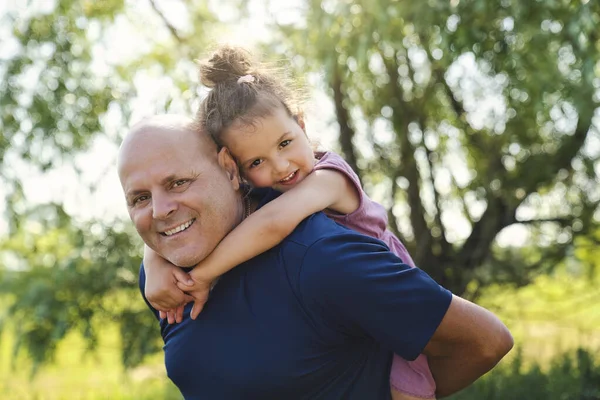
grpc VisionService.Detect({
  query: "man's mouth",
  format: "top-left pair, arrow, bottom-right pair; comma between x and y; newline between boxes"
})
161,219 -> 195,236
278,170 -> 298,184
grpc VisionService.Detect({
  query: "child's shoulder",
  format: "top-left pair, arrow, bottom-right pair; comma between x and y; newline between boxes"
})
314,151 -> 361,187
315,150 -> 342,163
314,151 -> 353,171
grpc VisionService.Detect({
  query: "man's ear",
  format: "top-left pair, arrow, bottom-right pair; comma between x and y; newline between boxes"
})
217,147 -> 242,191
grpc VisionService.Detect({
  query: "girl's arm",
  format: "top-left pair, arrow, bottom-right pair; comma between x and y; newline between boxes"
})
144,245 -> 194,323
183,169 -> 359,317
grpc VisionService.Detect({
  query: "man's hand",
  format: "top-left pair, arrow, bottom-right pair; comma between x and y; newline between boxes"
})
175,263 -> 215,320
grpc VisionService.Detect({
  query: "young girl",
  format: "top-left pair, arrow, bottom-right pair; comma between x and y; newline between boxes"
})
144,45 -> 437,400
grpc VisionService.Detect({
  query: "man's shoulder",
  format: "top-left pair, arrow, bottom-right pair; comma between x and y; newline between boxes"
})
257,187 -> 372,248
278,210 -> 391,293
286,211 -> 349,246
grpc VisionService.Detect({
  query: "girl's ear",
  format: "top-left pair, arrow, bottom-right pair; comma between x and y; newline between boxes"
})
217,147 -> 242,191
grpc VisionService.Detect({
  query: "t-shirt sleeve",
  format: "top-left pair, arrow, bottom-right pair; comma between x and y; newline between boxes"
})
138,262 -> 161,321
314,152 -> 364,210
298,233 -> 452,361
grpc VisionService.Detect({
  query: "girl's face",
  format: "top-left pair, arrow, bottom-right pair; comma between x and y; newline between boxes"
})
221,106 -> 316,192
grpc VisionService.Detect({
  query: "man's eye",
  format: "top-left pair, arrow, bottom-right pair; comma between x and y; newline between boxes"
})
279,140 -> 291,148
173,179 -> 189,187
250,159 -> 263,168
132,195 -> 150,206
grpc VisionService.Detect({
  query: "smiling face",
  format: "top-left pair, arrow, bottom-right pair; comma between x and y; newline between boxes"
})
222,106 -> 316,193
118,116 -> 244,267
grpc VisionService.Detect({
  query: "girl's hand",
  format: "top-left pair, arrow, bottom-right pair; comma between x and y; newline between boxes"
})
175,266 -> 214,320
144,248 -> 195,312
159,305 -> 186,324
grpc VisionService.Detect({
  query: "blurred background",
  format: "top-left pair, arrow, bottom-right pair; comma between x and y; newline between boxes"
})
1,0 -> 599,398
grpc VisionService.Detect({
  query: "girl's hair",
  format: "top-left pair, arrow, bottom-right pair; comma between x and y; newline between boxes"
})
197,45 -> 303,147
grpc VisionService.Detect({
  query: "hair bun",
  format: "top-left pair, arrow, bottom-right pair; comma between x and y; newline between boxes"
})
199,45 -> 254,88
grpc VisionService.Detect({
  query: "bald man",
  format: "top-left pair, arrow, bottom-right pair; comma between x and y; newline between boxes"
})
118,115 -> 513,400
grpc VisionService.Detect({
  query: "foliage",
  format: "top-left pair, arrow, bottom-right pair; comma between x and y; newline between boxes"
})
448,348 -> 600,400
0,203 -> 155,372
0,0 -> 243,371
0,0 -> 131,232
272,0 -> 600,295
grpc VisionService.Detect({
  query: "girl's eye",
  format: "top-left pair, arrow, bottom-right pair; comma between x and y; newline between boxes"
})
279,140 -> 291,148
250,159 -> 263,168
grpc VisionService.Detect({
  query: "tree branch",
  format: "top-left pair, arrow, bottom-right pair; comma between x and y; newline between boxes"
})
451,178 -> 475,227
516,217 -> 572,226
380,48 -> 432,264
387,168 -> 403,239
331,64 -> 362,184
432,66 -> 492,156
457,195 -> 517,273
514,109 -> 593,194
423,130 -> 451,255
149,0 -> 184,44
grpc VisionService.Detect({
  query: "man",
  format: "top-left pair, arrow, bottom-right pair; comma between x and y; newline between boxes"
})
117,115 -> 513,399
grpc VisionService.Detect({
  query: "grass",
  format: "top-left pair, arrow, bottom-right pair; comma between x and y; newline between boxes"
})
475,267 -> 600,369
0,325 -> 181,400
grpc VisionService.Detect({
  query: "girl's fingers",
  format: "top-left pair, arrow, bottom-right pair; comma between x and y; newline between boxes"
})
175,305 -> 184,323
172,268 -> 194,286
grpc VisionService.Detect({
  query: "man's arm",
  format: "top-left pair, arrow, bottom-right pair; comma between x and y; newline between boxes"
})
424,295 -> 513,398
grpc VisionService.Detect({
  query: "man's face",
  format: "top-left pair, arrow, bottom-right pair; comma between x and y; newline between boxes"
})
118,121 -> 242,267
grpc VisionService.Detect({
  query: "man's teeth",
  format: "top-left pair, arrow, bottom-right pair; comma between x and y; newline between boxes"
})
164,220 -> 194,236
280,171 -> 296,182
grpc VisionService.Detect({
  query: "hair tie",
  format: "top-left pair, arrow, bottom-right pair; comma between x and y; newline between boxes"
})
237,74 -> 255,84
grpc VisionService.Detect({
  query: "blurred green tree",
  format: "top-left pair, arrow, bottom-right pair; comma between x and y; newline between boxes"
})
273,0 -> 600,295
0,0 -> 241,370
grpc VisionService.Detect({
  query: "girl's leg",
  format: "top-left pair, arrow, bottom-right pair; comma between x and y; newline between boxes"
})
390,353 -> 436,399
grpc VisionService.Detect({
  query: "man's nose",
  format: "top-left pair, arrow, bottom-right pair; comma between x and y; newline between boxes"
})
152,193 -> 177,220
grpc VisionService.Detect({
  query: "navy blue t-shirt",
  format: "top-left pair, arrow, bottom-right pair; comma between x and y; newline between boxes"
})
139,190 -> 452,399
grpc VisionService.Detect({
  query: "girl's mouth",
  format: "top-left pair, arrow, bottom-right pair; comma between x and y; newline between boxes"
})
278,170 -> 299,185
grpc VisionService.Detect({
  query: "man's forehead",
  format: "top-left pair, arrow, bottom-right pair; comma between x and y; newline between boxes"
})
130,114 -> 196,134
120,115 -> 215,157
117,115 -> 218,186
125,116 -> 199,146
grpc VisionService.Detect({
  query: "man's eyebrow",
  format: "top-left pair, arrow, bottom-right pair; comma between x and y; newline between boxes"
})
160,174 -> 180,185
125,174 -> 185,198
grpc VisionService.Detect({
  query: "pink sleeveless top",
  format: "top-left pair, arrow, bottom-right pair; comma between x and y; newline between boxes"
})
315,152 -> 416,268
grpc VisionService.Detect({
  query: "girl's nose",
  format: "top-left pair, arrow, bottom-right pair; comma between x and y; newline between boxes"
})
273,157 -> 290,174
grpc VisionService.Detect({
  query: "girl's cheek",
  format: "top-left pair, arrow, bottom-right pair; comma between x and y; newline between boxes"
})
244,171 -> 262,187
249,171 -> 272,188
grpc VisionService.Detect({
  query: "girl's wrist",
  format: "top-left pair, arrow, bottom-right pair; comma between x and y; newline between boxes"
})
192,263 -> 218,282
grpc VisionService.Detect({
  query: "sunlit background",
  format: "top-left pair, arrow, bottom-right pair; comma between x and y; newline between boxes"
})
1,0 -> 599,398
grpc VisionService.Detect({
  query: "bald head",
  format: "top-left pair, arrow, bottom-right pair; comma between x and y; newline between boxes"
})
118,115 -> 216,173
